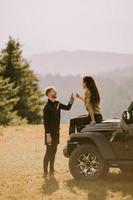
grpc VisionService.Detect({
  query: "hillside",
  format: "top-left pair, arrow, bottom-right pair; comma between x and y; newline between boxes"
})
30,50 -> 133,75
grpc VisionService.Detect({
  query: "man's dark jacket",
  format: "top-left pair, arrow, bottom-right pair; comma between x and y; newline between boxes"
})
43,99 -> 72,145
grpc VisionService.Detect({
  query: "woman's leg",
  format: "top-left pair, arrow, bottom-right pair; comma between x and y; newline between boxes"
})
76,115 -> 91,132
69,118 -> 77,134
69,114 -> 103,134
94,114 -> 103,123
69,115 -> 91,134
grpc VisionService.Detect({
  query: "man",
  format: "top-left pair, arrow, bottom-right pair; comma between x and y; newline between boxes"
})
43,86 -> 74,176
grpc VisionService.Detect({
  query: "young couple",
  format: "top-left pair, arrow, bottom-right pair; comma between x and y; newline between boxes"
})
43,76 -> 103,176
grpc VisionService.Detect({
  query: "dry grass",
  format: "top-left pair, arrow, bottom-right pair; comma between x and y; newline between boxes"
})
0,124 -> 133,200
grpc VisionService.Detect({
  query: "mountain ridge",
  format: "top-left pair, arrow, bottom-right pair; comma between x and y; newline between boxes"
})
29,50 -> 133,76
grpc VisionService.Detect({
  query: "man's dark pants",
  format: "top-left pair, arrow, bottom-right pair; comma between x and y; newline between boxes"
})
43,143 -> 58,173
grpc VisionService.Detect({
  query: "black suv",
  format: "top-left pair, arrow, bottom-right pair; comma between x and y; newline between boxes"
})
63,102 -> 133,180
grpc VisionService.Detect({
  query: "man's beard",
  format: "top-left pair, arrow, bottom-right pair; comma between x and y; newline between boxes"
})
52,95 -> 57,99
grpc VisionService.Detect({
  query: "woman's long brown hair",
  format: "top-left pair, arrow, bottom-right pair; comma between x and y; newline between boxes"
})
83,76 -> 100,105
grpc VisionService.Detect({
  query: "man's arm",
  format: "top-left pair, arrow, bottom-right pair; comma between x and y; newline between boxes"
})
59,93 -> 74,111
43,106 -> 50,133
59,102 -> 72,110
43,106 -> 52,144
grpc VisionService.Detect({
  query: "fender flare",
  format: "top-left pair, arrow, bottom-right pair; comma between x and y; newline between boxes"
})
70,132 -> 116,160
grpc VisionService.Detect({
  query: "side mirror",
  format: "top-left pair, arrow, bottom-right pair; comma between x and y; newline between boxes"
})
128,101 -> 133,112
122,111 -> 131,124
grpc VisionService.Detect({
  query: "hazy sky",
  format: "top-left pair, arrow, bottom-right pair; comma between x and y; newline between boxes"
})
1,0 -> 133,55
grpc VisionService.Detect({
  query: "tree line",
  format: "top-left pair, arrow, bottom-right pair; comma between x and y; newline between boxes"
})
0,37 -> 44,125
38,71 -> 133,122
1,37 -> 132,125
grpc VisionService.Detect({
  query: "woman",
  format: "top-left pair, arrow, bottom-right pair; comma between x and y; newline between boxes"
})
69,76 -> 103,134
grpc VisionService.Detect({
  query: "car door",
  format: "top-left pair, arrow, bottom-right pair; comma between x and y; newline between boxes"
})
111,125 -> 133,160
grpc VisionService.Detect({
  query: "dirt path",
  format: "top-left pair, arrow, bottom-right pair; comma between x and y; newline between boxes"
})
0,125 -> 133,200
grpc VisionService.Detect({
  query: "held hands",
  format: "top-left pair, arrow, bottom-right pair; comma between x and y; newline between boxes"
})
46,133 -> 52,145
69,92 -> 83,102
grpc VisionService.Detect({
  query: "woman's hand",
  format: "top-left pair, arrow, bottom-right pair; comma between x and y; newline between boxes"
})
76,93 -> 81,98
90,120 -> 96,126
76,93 -> 84,101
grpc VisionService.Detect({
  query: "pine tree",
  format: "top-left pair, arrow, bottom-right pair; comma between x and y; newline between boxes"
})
0,64 -> 20,125
0,37 -> 44,124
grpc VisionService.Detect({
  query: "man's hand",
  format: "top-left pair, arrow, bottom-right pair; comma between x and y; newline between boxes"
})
46,133 -> 52,145
69,93 -> 75,105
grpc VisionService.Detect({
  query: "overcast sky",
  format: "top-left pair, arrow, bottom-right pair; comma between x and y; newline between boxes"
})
1,0 -> 133,56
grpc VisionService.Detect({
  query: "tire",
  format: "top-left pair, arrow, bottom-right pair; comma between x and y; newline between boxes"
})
121,168 -> 133,174
69,144 -> 109,181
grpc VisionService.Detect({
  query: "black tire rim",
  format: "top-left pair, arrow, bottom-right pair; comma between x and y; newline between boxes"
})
76,153 -> 100,176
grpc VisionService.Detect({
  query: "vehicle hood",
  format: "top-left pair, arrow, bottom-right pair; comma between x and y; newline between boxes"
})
81,119 -> 121,133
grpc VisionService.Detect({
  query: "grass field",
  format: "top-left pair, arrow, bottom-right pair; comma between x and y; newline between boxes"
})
0,125 -> 133,200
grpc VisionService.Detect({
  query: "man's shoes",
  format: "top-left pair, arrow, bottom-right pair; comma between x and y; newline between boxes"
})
49,170 -> 56,176
43,171 -> 48,178
43,170 -> 57,177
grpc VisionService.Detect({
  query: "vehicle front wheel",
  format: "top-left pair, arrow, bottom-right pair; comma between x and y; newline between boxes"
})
69,144 -> 109,180
121,168 -> 133,174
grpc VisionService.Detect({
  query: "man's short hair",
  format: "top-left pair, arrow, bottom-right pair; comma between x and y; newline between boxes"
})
44,86 -> 56,96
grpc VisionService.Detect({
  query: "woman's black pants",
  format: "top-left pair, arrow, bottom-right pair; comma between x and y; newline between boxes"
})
69,114 -> 103,135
